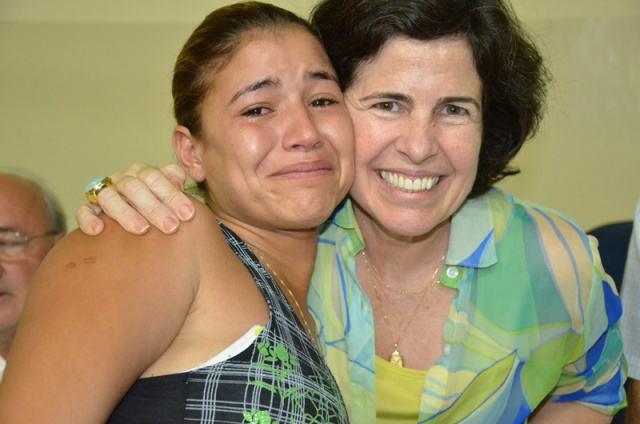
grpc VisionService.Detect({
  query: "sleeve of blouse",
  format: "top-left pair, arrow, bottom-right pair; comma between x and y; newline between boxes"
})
547,232 -> 627,416
620,198 -> 640,380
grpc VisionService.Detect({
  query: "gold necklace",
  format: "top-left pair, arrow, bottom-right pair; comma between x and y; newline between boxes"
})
250,247 -> 315,342
361,250 -> 445,367
361,250 -> 444,295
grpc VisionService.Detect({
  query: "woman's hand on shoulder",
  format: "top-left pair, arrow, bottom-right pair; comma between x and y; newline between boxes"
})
76,163 -> 194,236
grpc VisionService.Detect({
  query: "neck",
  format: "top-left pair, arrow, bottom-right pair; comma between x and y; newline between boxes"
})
0,330 -> 14,360
354,206 -> 451,286
218,217 -> 319,300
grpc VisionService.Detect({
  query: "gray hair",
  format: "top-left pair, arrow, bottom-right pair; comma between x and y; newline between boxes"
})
1,168 -> 67,234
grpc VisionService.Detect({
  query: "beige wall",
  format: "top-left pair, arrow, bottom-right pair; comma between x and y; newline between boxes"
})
1,0 -> 639,232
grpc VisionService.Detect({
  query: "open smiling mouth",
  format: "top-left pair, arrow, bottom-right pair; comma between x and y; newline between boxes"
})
379,171 -> 440,193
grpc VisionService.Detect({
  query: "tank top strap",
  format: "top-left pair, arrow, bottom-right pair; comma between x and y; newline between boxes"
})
217,221 -> 312,346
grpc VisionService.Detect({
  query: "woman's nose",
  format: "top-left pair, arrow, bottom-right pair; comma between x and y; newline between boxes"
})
395,118 -> 439,163
282,104 -> 323,151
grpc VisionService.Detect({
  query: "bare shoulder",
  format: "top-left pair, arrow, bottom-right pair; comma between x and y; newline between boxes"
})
0,202 -> 216,422
49,197 -> 215,276
29,196 -> 219,314
178,198 -> 248,273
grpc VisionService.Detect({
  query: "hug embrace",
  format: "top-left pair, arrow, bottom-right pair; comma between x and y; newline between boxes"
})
0,1 -> 625,423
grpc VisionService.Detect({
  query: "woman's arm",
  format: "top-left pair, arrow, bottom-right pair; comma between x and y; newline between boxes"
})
0,215 -> 198,423
530,401 -> 613,424
77,163 -> 193,236
626,379 -> 640,424
522,209 -> 626,422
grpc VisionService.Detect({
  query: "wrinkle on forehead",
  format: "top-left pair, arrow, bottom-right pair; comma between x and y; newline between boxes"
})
347,36 -> 482,105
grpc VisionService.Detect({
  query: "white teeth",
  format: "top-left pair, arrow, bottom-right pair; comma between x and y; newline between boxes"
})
380,171 -> 439,193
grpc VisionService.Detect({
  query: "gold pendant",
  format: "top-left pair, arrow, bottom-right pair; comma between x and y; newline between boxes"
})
389,345 -> 404,367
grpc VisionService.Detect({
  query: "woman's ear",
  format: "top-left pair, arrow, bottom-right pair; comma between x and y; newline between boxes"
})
173,125 -> 206,183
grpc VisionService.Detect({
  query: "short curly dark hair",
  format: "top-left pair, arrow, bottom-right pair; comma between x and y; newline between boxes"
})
311,0 -> 551,196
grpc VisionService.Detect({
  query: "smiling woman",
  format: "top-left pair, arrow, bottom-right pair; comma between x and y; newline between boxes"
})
0,2 -> 352,423
345,36 -> 483,240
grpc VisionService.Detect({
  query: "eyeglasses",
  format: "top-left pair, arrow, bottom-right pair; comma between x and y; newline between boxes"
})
0,230 -> 58,262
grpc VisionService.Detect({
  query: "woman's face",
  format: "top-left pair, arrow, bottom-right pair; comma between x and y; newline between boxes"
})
345,36 -> 483,240
193,28 -> 354,231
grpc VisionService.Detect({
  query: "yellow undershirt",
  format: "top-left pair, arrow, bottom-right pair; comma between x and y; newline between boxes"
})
375,355 -> 428,423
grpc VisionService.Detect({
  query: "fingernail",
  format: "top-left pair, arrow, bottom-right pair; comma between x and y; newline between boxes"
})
164,217 -> 179,233
179,205 -> 195,221
136,222 -> 150,234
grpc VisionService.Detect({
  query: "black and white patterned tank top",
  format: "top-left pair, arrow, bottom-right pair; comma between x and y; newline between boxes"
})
108,222 -> 348,424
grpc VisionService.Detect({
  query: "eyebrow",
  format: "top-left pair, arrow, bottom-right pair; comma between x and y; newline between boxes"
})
437,96 -> 481,110
308,70 -> 339,84
228,70 -> 339,107
359,92 -> 481,111
229,78 -> 280,106
360,91 -> 413,104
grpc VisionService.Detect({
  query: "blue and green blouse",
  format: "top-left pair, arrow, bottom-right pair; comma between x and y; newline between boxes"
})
308,188 -> 626,423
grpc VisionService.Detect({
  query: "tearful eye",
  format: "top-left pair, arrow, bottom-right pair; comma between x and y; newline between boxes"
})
311,98 -> 338,107
242,107 -> 270,117
374,102 -> 399,112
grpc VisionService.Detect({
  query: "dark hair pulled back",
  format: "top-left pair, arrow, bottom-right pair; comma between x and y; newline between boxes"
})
173,1 -> 316,139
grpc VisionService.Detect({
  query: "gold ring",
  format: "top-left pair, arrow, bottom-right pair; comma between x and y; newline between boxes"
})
85,176 -> 113,205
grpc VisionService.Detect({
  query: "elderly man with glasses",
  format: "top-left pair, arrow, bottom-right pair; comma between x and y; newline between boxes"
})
0,172 -> 66,380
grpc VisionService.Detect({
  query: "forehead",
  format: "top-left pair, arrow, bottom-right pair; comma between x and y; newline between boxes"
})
237,26 -> 327,61
211,27 -> 334,94
350,36 -> 481,95
0,176 -> 48,233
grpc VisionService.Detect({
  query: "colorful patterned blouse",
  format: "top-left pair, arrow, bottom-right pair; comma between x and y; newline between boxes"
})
620,198 -> 640,380
308,188 -> 626,424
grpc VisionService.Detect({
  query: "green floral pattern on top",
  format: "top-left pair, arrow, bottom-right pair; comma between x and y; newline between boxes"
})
106,223 -> 348,423
243,409 -> 274,424
245,340 -> 347,424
